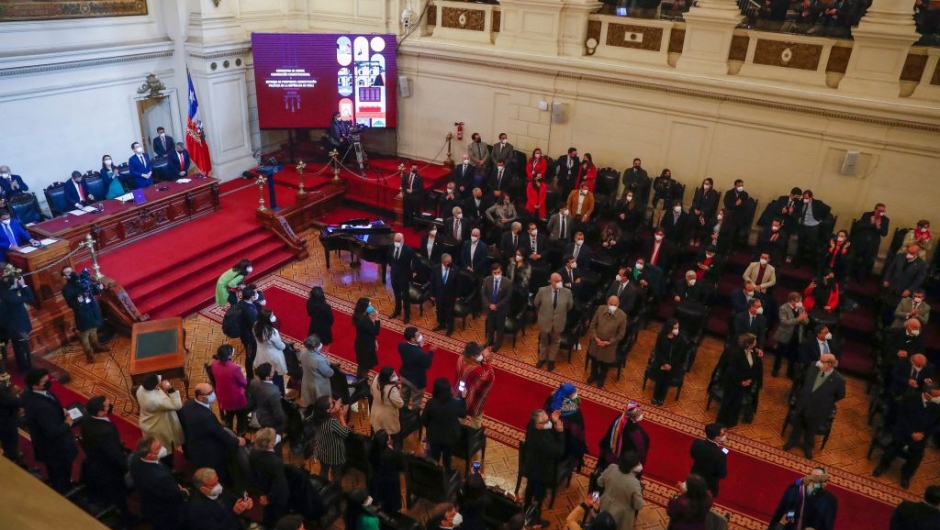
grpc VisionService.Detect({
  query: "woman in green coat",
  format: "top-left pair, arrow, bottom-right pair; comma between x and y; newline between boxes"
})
215,258 -> 252,306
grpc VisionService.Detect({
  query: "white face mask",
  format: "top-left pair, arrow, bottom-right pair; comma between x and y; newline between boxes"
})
803,198 -> 810,204
756,307 -> 764,315
625,195 -> 633,202
475,354 -> 484,363
759,259 -> 768,265
687,279 -> 696,286
451,512 -> 464,528
815,360 -> 824,369
390,374 -> 400,383
608,305 -> 617,314
430,230 -> 437,237
364,496 -> 373,507
703,184 -> 711,190
930,395 -> 940,405
207,483 -> 223,499
580,190 -> 588,196
0,173 -> 9,179
493,273 -> 502,280
673,206 -> 682,213
246,267 -> 253,273
500,139 -> 507,145
736,186 -> 744,193
205,392 -> 217,404
672,327 -> 680,335
394,242 -> 403,248
135,147 -> 144,154
456,213 -> 463,220
515,255 -> 523,262
104,159 -> 112,165
470,236 -> 479,243
910,329 -> 920,337
654,235 -> 663,242
824,332 -> 833,340
560,209 -> 569,216
632,463 -> 643,474
270,315 -> 277,323
836,236 -> 845,242
907,253 -> 917,261
569,262 -> 577,269
575,239 -> 583,246
771,225 -> 779,232
615,274 -> 623,282
275,434 -> 282,446
156,446 -> 169,459
534,153 -> 541,159
542,420 -> 553,430
530,230 -> 538,237
554,281 -> 563,289
462,160 -> 468,166
634,414 -> 644,422
635,263 -> 644,271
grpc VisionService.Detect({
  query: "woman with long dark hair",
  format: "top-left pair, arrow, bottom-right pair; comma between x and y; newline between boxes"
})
253,308 -> 288,392
353,297 -> 380,379
525,175 -> 548,220
457,472 -> 489,530
666,474 -> 713,530
715,333 -> 763,428
312,395 -> 350,481
210,344 -> 249,434
506,250 -> 532,296
306,285 -> 334,350
99,154 -> 126,199
526,148 -> 548,182
577,153 -> 598,192
689,178 -> 719,247
215,258 -> 251,307
422,377 -> 467,471
650,318 -> 687,406
597,450 -> 645,530
368,429 -> 403,512
369,367 -> 404,449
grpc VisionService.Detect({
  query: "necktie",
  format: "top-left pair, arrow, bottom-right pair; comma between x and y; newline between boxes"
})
531,237 -> 536,254
749,315 -> 754,327
3,223 -> 15,246
560,216 -> 566,239
477,144 -> 482,158
568,158 -> 573,169
513,234 -> 517,247
553,290 -> 558,309
821,341 -> 830,354
573,244 -> 580,260
162,137 -> 166,151
408,174 -> 414,191
76,181 -> 85,201
498,170 -> 503,188
618,284 -> 625,296
395,247 -> 400,260
138,154 -> 144,165
442,267 -> 448,285
454,220 -> 460,239
179,153 -> 184,168
569,270 -> 573,284
492,279 -> 499,302
813,372 -> 827,392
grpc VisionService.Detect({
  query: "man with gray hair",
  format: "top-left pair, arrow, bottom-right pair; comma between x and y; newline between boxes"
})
185,467 -> 253,529
783,353 -> 845,459
500,221 -> 523,262
0,164 -> 29,198
431,253 -> 457,335
534,273 -> 573,372
388,232 -> 416,323
768,466 -> 838,530
874,383 -> 940,489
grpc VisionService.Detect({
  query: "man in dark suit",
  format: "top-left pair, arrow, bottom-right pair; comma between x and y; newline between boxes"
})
874,384 -> 940,489
730,280 -> 762,316
179,382 -> 245,485
659,200 -> 689,243
0,208 -> 39,259
499,222 -> 523,264
795,189 -> 832,264
152,126 -> 175,158
557,255 -> 581,292
420,227 -> 443,263
184,467 -> 254,530
481,263 -> 511,351
606,268 -> 639,316
756,218 -> 789,266
557,148 -> 580,198
689,423 -> 728,497
80,395 -> 132,522
757,187 -> 802,229
890,484 -> 940,530
130,437 -> 189,530
461,228 -> 488,275
21,368 -> 78,492
465,188 -> 491,223
563,231 -> 592,269
236,286 -> 260,379
885,319 -> 925,361
884,244 -> 928,298
489,133 -> 514,166
733,298 -> 767,349
853,203 -> 889,281
445,207 -> 470,244
641,229 -> 677,296
0,165 -> 29,198
0,380 -> 23,462
673,270 -> 707,304
487,160 -> 510,196
430,253 -> 458,335
398,326 -> 436,408
167,142 -> 191,180
128,141 -> 154,189
799,325 -> 839,365
1,271 -> 36,373
522,222 -> 549,271
889,354 -> 935,399
440,183 -> 463,218
723,179 -> 749,243
401,163 -> 423,227
783,354 -> 846,459
453,155 -> 475,197
248,363 -> 287,432
621,158 -> 649,204
63,171 -> 98,209
388,233 -> 416,322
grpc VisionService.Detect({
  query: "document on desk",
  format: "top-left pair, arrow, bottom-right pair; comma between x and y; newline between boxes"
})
18,246 -> 37,254
115,193 -> 135,203
68,209 -> 88,216
40,238 -> 57,245
80,206 -> 97,213
176,178 -> 192,184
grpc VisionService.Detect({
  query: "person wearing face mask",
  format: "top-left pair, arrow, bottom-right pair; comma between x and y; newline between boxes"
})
722,179 -> 749,247
167,142 -> 191,180
299,334 -> 334,408
544,383 -> 588,466
743,252 -> 777,294
758,187 -> 803,231
689,178 -> 720,247
888,353 -> 935,404
659,199 -> 689,244
649,318 -> 687,405
248,427 -> 289,526
641,229 -> 677,296
756,217 -> 788,266
462,227 -> 488,276
427,503 -> 465,530
716,333 -> 764,428
368,429 -> 405,513
61,265 -> 107,363
586,296 -> 627,389
650,169 -> 676,228
730,279 -> 763,316
802,271 -> 840,314
597,449 -> 645,530
820,230 -> 851,279
891,288 -> 931,329
666,474 -> 714,529
621,157 -> 649,205
215,258 -> 252,307
890,484 -> 940,530
733,298 -> 767,350
401,163 -> 423,227
467,133 -> 490,174
430,253 -> 458,335
500,221 -> 524,265
250,362 -> 288,433
522,222 -> 548,269
179,382 -> 246,485
598,401 -> 648,471
446,206 -> 470,243
21,368 -> 78,492
767,467 -> 837,530
387,232 -> 416,322
566,182 -> 596,227
80,395 -> 135,524
422,225 -> 445,263
422,377 -> 467,471
794,189 -> 831,265
353,297 -> 381,380
398,326 -> 435,410
798,325 -> 839,368
454,342 -> 496,429
852,203 -> 889,281
874,383 -> 940,489
616,188 -> 645,238
898,219 -> 932,260
0,267 -> 35,373
253,309 -> 288,391
557,147 -> 581,198
482,263 -> 512,351
693,244 -> 723,284
453,155 -> 475,197
485,191 -> 518,233
63,170 -> 96,209
576,152 -> 598,192
490,132 -> 514,166
466,187 -> 491,221
548,205 -> 574,244
185,467 -> 254,529
705,206 -> 734,255
689,423 -> 728,498
674,270 -> 706,304
564,230 -> 592,270
600,223 -> 626,262
557,255 -> 582,292
526,148 -> 548,183
152,126 -> 175,158
772,292 -> 810,378
506,249 -> 533,297
127,141 -> 154,189
534,273 -> 574,372
98,154 -> 127,199
783,353 -> 845,459
521,408 -> 565,517
526,173 -> 548,220
136,374 -> 184,467
231,286 -> 260,378
883,244 -> 928,325
0,165 -> 29,198
130,437 -> 189,530
210,344 -> 250,435
606,268 -> 639,317
0,208 -> 39,258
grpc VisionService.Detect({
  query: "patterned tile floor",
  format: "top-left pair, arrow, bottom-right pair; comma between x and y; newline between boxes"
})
42,227 -> 933,529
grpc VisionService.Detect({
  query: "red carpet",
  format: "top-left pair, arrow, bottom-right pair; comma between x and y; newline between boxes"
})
219,276 -> 904,529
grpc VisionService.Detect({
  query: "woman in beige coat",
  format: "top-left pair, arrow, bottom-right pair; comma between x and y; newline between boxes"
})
370,366 -> 404,448
135,374 -> 185,457
598,450 -> 645,530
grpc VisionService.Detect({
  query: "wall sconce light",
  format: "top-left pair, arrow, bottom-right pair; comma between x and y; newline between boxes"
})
585,37 -> 598,56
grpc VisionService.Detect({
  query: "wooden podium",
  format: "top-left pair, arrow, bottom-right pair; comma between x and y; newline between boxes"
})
128,317 -> 189,398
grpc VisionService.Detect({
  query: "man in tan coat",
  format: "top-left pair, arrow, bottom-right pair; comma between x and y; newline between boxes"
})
587,296 -> 628,389
742,252 -> 777,293
534,273 -> 574,371
136,374 -> 184,466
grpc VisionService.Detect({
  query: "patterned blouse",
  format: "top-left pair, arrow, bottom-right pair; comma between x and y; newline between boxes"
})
314,417 -> 350,466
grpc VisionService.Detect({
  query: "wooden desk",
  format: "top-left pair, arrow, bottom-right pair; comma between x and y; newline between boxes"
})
27,176 -> 220,259
0,457 -> 108,530
129,317 -> 189,398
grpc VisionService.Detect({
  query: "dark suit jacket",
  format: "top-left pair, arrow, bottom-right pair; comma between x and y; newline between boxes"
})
885,328 -> 925,359
521,234 -> 548,259
889,359 -> 936,397
0,174 -> 29,197
563,242 -> 591,269
444,216 -> 470,243
690,188 -> 720,219
22,389 -> 77,465
556,155 -> 580,188
721,347 -> 764,393
723,189 -> 749,215
465,197 -> 492,221
461,239 -> 488,273
79,417 -> 128,491
689,439 -> 727,496
0,218 -> 33,250
606,280 -> 639,316
130,456 -> 188,530
795,199 -> 832,225
500,230 -> 523,260
0,284 -> 35,335
178,400 -> 239,471
248,449 -> 289,508
733,311 -> 767,349
893,393 -> 940,450
884,256 -> 927,296
556,266 -> 581,290
399,341 -> 434,389
481,275 -> 511,315
730,290 -> 762,316
128,153 -> 154,189
402,171 -> 424,196
152,135 -> 175,158
387,244 -> 415,287
452,164 -> 475,194
891,499 -> 940,530
799,339 -> 840,364
792,366 -> 846,424
674,281 -> 706,304
431,264 -> 458,303
167,150 -> 191,178
249,379 -> 286,431
184,491 -> 241,530
642,238 -> 677,273
659,210 -> 689,242
487,167 -> 511,193
63,179 -> 93,207
419,234 -> 443,263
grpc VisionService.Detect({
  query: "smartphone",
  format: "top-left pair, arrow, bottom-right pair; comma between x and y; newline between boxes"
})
785,511 -> 795,523
458,381 -> 466,393
472,461 -> 481,473
721,447 -> 729,455
242,491 -> 250,502
591,492 -> 600,503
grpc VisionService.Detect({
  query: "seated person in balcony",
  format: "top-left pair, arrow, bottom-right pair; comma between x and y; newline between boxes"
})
891,289 -> 930,329
898,220 -> 932,261
567,182 -> 596,234
756,218 -> 788,266
99,155 -> 126,199
621,158 -> 649,204
660,200 -> 689,244
576,153 -> 598,193
689,178 -> 719,247
485,193 -> 518,235
792,0 -> 821,32
128,141 -> 154,189
811,0 -> 861,37
820,230 -> 851,279
694,245 -> 723,284
168,143 -> 191,181
63,171 -> 97,210
616,188 -> 646,237
564,231 -> 591,270
803,272 -> 840,315
0,166 -> 28,201
651,168 -> 676,228
674,270 -> 707,305
872,383 -> 940,489
525,148 -> 548,184
795,189 -> 831,265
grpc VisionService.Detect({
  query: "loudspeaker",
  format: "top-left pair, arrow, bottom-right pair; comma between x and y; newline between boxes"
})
552,102 -> 565,124
399,75 -> 411,98
840,150 -> 859,175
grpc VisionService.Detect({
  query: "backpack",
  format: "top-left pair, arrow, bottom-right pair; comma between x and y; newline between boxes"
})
221,303 -> 243,338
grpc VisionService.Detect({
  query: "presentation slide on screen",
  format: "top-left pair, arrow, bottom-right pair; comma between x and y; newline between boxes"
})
251,33 -> 397,129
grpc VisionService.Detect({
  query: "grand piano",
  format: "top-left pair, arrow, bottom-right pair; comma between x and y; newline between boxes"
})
319,219 -> 394,283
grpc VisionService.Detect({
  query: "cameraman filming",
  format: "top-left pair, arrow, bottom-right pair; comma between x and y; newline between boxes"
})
0,265 -> 34,373
62,266 -> 107,363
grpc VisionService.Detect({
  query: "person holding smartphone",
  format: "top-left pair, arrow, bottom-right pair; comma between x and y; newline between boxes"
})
767,467 -> 837,530
666,474 -> 713,530
453,342 -> 495,429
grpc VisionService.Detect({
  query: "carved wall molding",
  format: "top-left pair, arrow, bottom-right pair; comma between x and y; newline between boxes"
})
441,7 -> 485,31
753,39 -> 822,71
606,23 -> 662,51
187,46 -> 252,61
0,49 -> 172,78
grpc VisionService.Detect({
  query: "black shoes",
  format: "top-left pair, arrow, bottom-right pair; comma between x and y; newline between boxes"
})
872,465 -> 886,477
547,362 -> 555,372
389,312 -> 401,319
536,360 -> 546,369
783,442 -> 796,451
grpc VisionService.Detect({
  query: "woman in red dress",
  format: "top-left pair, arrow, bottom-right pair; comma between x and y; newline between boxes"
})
526,148 -> 548,182
526,174 -> 548,220
577,153 -> 598,192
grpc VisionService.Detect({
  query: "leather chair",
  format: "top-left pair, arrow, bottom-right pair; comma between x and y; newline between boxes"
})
340,432 -> 373,484
704,359 -> 759,423
403,453 -> 462,509
407,256 -> 433,315
43,182 -> 69,217
594,168 -> 620,197
84,172 -> 107,201
397,406 -> 424,444
453,269 -> 481,330
502,289 -> 529,347
284,464 -> 343,528
673,301 -> 710,371
483,487 -> 524,530
452,424 -> 488,475
780,400 -> 837,450
8,192 -> 47,224
641,342 -> 689,401
514,440 -> 575,509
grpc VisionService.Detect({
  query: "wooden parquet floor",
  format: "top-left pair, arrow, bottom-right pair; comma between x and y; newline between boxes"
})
43,227 -> 933,529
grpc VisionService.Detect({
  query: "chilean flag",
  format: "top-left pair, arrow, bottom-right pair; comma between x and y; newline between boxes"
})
186,72 -> 213,176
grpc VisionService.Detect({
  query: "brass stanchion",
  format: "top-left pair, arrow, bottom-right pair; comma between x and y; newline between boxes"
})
329,149 -> 341,181
82,234 -> 104,280
444,132 -> 455,168
256,175 -> 268,211
296,160 -> 307,199
395,163 -> 406,199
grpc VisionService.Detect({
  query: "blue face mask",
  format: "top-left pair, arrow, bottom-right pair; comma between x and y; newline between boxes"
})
366,305 -> 375,314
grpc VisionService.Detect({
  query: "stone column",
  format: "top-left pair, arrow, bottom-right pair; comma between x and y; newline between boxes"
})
559,0 -> 605,56
495,0 -> 564,55
674,0 -> 743,76
838,0 -> 919,98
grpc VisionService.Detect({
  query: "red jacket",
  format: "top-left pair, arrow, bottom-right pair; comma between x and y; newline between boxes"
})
577,164 -> 598,191
802,282 -> 839,313
526,157 -> 548,181
526,182 -> 548,219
